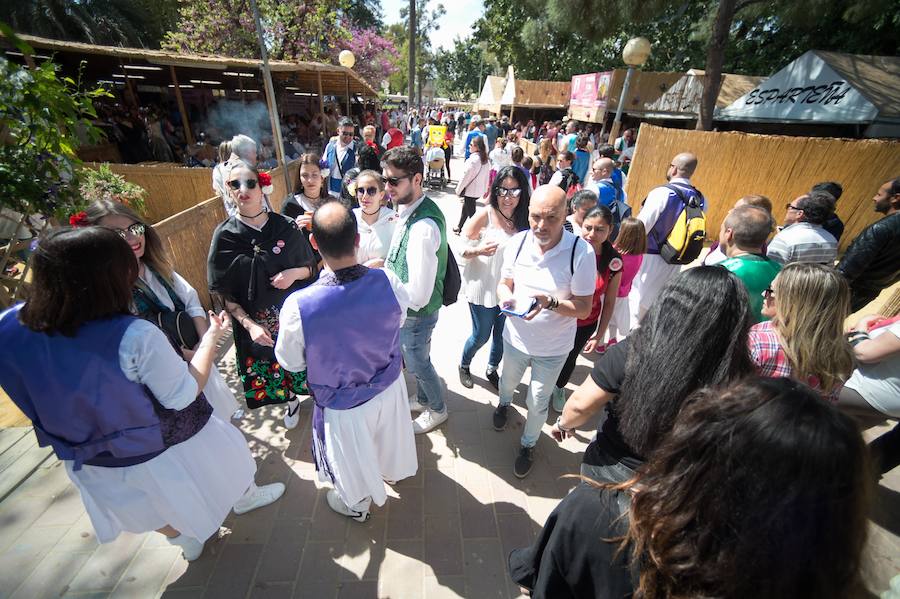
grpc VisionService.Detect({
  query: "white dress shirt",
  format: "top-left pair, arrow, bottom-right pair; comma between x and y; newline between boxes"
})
389,195 -> 442,311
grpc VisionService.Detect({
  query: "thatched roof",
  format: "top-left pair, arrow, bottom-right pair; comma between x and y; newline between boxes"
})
2,33 -> 377,96
502,78 -> 571,109
645,70 -> 765,117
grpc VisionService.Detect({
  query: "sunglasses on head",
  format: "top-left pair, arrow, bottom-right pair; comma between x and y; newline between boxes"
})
228,178 -> 258,190
116,223 -> 145,239
357,186 -> 380,196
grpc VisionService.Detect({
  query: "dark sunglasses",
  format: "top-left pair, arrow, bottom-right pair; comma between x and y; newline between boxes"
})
785,203 -> 801,211
228,178 -> 258,190
763,287 -> 776,299
383,174 -> 412,186
498,187 -> 522,197
356,186 -> 380,196
340,131 -> 354,137
115,223 -> 145,239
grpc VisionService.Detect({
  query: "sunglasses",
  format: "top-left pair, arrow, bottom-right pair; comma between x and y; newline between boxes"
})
227,178 -> 258,190
115,223 -> 145,239
340,131 -> 354,138
785,203 -> 802,211
383,174 -> 412,187
763,287 -> 776,299
498,187 -> 522,197
357,186 -> 381,196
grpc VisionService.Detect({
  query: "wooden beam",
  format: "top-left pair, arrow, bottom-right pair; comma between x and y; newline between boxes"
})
345,73 -> 351,117
317,71 -> 325,120
168,65 -> 194,145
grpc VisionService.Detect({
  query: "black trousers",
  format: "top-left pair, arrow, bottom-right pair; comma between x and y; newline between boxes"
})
556,322 -> 597,389
457,196 -> 477,230
444,146 -> 452,180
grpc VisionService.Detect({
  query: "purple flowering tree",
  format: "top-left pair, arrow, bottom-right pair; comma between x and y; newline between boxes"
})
331,25 -> 400,87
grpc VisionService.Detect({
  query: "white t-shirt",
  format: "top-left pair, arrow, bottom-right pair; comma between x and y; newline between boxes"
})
489,147 -> 511,170
844,321 -> 900,417
500,230 -> 596,356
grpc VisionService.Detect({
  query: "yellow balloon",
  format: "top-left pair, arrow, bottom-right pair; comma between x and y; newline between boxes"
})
339,50 -> 356,69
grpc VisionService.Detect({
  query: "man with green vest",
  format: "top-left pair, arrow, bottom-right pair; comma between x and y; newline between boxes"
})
719,204 -> 782,322
382,146 -> 450,433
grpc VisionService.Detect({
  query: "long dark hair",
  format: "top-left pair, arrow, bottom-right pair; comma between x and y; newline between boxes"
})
626,377 -> 870,599
20,227 -> 138,336
614,267 -> 755,456
489,166 -> 530,231
296,152 -> 328,199
470,135 -> 488,165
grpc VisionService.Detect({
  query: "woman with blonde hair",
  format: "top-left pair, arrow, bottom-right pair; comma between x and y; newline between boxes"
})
750,262 -> 854,401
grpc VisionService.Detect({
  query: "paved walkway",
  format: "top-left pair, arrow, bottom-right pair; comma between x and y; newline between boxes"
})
0,162 -> 898,598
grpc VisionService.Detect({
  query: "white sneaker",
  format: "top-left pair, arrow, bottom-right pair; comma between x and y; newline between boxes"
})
409,397 -> 427,413
412,408 -> 448,434
283,399 -> 300,430
326,489 -> 370,522
233,482 -> 286,515
167,534 -> 204,561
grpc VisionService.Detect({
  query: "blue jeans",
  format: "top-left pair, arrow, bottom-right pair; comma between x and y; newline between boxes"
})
498,341 -> 568,448
400,312 -> 446,413
460,303 -> 505,369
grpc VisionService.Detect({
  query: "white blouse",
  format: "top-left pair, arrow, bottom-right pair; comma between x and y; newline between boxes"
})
353,206 -> 399,263
119,319 -> 198,411
457,209 -> 514,308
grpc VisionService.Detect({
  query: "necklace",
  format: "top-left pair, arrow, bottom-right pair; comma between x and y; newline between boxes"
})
496,207 -> 516,229
362,207 -> 381,216
239,208 -> 266,219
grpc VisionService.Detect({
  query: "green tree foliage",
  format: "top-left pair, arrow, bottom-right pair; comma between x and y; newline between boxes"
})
0,0 -> 179,47
0,27 -> 109,219
434,38 -> 499,99
392,0 -> 445,99
342,0 -> 384,30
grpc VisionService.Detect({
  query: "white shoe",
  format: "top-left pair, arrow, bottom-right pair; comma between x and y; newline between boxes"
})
167,534 -> 204,561
233,482 -> 286,515
412,408 -> 448,434
283,399 -> 300,430
326,489 -> 370,522
409,397 -> 427,413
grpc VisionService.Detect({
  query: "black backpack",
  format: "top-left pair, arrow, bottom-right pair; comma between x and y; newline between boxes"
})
442,249 -> 461,306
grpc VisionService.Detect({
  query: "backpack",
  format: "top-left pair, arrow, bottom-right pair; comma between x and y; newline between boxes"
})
442,247 -> 461,306
515,232 -> 580,274
597,180 -> 632,240
658,183 -> 706,265
557,167 -> 581,200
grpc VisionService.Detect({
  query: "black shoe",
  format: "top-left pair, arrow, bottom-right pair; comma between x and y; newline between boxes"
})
458,365 -> 474,389
485,367 -> 499,390
492,405 -> 508,431
514,446 -> 534,479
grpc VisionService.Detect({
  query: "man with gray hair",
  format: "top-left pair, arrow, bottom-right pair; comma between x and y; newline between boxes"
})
766,190 -> 838,265
213,134 -> 262,217
719,205 -> 781,322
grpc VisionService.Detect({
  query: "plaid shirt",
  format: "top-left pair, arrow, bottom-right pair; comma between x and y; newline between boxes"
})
748,321 -> 840,401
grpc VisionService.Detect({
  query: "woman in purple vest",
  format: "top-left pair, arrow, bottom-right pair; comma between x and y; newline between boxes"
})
0,227 -> 284,562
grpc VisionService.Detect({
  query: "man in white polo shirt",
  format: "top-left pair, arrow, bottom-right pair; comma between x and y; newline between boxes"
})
493,185 -> 595,478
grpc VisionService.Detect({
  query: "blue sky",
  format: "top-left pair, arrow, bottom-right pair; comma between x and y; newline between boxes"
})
380,0 -> 484,50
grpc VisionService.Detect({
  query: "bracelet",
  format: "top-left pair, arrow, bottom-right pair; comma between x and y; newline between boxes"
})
847,331 -> 869,347
547,296 -> 559,311
555,416 -> 571,432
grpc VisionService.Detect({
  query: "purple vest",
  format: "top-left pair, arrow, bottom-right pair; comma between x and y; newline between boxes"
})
646,182 -> 705,254
0,305 -> 211,470
295,267 -> 403,478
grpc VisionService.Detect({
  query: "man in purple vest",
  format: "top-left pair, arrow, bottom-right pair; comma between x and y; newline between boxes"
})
276,202 -> 418,522
631,152 -> 705,320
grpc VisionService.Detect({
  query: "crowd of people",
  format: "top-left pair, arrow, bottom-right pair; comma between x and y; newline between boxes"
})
1,112 -> 899,596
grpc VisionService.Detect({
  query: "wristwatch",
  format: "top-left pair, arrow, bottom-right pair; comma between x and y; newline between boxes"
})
555,416 -> 571,432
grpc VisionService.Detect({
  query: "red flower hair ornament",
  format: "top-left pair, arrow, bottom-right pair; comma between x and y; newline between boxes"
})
69,211 -> 90,227
258,171 -> 274,195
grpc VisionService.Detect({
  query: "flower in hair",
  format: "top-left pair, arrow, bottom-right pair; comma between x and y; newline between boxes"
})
69,211 -> 90,227
318,159 -> 329,170
257,171 -> 274,195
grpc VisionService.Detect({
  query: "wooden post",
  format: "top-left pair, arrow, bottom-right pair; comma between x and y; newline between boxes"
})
317,71 -> 325,120
119,59 -> 140,110
345,73 -> 351,117
169,65 -> 194,145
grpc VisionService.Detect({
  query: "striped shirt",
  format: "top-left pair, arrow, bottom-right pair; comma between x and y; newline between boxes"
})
766,222 -> 837,265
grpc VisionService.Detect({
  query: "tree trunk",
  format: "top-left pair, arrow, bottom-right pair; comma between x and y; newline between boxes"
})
408,0 -> 416,110
697,0 -> 737,131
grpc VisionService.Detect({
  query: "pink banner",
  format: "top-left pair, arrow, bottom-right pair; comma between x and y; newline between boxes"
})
570,72 -> 613,109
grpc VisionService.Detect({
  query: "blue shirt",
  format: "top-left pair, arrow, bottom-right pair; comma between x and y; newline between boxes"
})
595,180 -> 618,207
411,127 -> 423,148
484,124 -> 499,150
572,149 -> 591,185
464,130 -> 482,159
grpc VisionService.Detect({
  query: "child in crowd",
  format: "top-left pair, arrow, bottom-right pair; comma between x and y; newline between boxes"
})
605,217 -> 646,351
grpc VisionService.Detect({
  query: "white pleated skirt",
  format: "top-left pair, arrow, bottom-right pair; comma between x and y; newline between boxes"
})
322,375 -> 418,508
66,416 -> 256,543
630,254 -> 680,315
606,295 -> 634,341
204,365 -> 240,420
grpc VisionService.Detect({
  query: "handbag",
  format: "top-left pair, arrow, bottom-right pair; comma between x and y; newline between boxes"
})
156,310 -> 200,349
133,271 -> 200,349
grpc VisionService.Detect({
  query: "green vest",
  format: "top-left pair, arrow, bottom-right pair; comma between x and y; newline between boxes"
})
721,253 -> 782,323
386,197 -> 448,317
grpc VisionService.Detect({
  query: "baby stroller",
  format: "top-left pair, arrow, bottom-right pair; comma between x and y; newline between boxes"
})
425,144 -> 446,190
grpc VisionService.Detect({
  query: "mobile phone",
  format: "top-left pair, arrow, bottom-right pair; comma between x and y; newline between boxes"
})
501,297 -> 537,318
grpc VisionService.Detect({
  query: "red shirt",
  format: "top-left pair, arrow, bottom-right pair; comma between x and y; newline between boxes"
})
578,254 -> 623,327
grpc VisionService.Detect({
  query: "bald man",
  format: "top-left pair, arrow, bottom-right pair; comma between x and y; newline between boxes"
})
493,185 -> 596,478
719,205 -> 781,322
276,202 -> 417,523
631,152 -> 706,319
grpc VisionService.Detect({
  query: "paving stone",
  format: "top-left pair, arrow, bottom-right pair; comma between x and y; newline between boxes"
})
496,513 -> 535,558
246,581 -> 295,599
10,549 -> 92,599
423,575 -> 467,598
386,486 -> 423,540
229,495 -> 280,544
377,539 -> 423,599
424,513 -> 463,576
462,538 -> 508,599
423,469 -> 460,515
458,491 -> 497,539
296,541 -> 345,585
338,515 -> 386,582
335,579 -> 377,599
276,476 -> 318,521
255,518 -> 309,584
204,542 -> 263,599
109,546 -> 180,598
308,495 -> 350,543
66,532 -> 146,593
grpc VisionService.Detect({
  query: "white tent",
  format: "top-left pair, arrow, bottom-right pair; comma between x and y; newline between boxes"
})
716,50 -> 900,137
